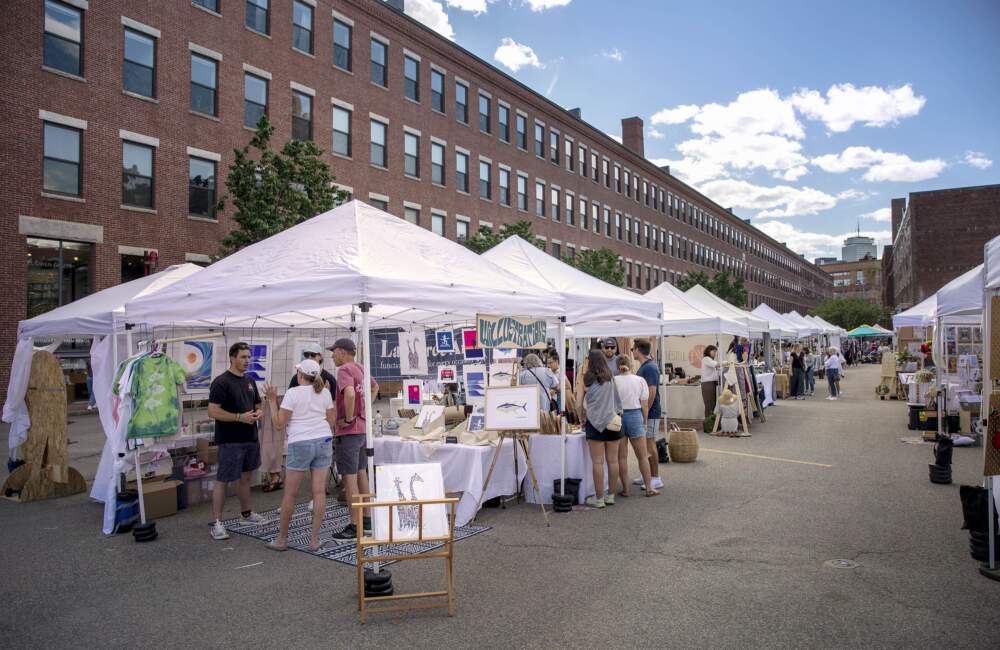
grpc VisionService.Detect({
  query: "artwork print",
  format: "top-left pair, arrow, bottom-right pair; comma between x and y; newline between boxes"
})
462,328 -> 478,351
403,379 -> 423,407
175,340 -> 213,393
246,339 -> 272,388
398,328 -> 429,376
493,348 -> 518,362
489,367 -> 517,387
464,347 -> 485,361
437,364 -> 458,384
484,385 -> 541,431
463,363 -> 487,406
435,329 -> 456,353
373,463 -> 448,542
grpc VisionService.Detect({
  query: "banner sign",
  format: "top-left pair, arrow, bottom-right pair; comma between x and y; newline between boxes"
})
476,314 -> 547,350
369,327 -> 464,381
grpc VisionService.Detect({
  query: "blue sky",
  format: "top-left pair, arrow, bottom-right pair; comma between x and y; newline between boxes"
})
404,0 -> 1000,260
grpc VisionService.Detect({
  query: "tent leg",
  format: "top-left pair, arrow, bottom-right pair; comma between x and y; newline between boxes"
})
557,320 -> 567,496
359,303 -> 378,573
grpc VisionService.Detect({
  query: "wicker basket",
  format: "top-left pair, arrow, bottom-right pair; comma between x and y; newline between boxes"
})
668,425 -> 699,462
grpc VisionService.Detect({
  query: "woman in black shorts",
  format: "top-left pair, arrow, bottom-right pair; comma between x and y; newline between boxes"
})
579,349 -> 624,509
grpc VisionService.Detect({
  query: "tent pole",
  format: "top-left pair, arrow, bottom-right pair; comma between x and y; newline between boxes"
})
558,318 -> 567,496
359,302 -> 378,574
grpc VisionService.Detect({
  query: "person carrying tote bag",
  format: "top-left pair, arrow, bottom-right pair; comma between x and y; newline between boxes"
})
579,350 -> 624,509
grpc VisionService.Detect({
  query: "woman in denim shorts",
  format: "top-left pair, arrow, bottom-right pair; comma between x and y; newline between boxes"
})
613,356 -> 658,497
263,359 -> 336,551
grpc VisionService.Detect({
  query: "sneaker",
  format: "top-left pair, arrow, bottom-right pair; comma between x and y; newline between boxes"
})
603,493 -> 616,506
332,523 -> 358,540
632,477 -> 645,486
585,496 -> 606,509
211,521 -> 230,540
651,477 -> 665,490
240,512 -> 270,526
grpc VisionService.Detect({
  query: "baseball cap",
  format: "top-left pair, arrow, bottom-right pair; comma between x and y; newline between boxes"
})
602,337 -> 618,348
301,342 -> 322,356
295,359 -> 322,376
328,338 -> 357,353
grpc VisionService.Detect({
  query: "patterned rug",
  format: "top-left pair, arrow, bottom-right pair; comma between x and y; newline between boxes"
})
221,501 -> 491,567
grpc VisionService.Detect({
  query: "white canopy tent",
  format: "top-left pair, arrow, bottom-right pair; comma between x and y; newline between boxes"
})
682,285 -> 775,337
810,315 -> 846,335
784,311 -> 821,336
935,264 -> 984,322
987,235 -> 1000,291
892,294 -> 938,329
751,304 -> 809,339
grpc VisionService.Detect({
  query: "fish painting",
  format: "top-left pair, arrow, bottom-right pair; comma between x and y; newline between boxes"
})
496,402 -> 527,413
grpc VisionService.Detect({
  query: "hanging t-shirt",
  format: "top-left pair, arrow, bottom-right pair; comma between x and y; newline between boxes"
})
127,355 -> 187,439
280,386 -> 334,444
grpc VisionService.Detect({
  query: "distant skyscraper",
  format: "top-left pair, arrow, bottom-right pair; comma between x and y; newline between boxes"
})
842,236 -> 877,262
814,257 -> 838,265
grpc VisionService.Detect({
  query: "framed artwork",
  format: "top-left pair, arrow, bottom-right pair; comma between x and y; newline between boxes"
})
403,379 -> 423,406
246,338 -> 272,388
435,329 -> 456,353
464,347 -> 485,361
488,368 -> 517,387
493,347 -> 518,362
398,328 -> 429,376
463,363 -> 487,406
293,337 -> 321,362
958,327 -> 972,344
467,408 -> 485,433
373,463 -> 448,542
437,364 -> 458,384
171,340 -> 214,394
461,328 -> 478,351
484,385 -> 541,431
416,405 -> 445,429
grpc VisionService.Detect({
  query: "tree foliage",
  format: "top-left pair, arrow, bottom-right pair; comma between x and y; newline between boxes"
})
564,248 -> 625,287
811,297 -> 890,331
676,270 -> 748,307
218,115 -> 346,257
462,220 -> 541,254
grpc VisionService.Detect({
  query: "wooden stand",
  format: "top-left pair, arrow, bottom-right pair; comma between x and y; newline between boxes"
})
711,362 -> 753,437
474,431 -> 549,526
353,494 -> 460,623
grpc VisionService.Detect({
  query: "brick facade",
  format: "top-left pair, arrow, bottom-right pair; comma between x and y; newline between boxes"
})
823,258 -> 882,305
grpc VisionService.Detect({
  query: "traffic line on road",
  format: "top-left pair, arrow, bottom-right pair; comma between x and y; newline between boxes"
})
699,448 -> 833,468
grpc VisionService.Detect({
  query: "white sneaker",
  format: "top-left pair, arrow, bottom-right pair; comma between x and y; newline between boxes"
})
651,477 -> 664,490
307,499 -> 314,512
632,477 -> 645,486
240,511 -> 270,526
211,520 -> 230,540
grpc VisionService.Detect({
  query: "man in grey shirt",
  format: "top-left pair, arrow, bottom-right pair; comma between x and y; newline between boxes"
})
601,338 -> 620,376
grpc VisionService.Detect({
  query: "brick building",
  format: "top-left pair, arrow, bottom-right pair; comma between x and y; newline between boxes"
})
822,256 -> 882,306
889,184 -> 1000,311
0,0 -> 831,396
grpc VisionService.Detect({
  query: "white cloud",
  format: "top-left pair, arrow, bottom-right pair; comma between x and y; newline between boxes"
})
405,0 -> 456,40
650,104 -> 701,126
776,166 -> 809,181
836,189 -> 874,201
525,0 -> 572,11
754,221 -> 891,260
863,207 -> 892,222
675,132 -> 809,182
446,0 -> 488,12
964,150 -> 993,170
812,146 -> 946,182
493,37 -> 542,72
601,47 -> 625,62
608,134 -> 623,144
791,83 -> 926,133
649,157 -> 726,186
697,179 -> 839,219
648,128 -> 666,140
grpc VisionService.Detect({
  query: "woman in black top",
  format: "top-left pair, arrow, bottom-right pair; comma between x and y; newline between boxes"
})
790,344 -> 806,400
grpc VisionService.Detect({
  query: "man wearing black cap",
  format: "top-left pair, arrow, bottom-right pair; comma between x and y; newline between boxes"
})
328,338 -> 379,540
601,338 -> 621,376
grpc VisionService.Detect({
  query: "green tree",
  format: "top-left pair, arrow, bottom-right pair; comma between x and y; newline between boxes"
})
675,270 -> 748,307
675,271 -> 711,292
462,219 -> 540,254
218,115 -> 346,256
811,297 -> 890,330
564,248 -> 625,287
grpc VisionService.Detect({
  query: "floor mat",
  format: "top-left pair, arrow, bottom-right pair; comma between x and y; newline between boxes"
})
222,501 -> 490,567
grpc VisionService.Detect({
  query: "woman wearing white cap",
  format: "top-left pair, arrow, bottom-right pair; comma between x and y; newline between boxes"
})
263,359 -> 336,551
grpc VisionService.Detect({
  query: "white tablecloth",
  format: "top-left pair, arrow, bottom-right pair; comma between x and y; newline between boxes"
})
521,432 -> 597,505
757,372 -> 775,408
373,436 -> 525,527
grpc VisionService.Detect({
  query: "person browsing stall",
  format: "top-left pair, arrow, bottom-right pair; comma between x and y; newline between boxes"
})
601,338 -> 621,376
701,345 -> 720,419
207,342 -> 269,541
329,338 -> 379,540
263,359 -> 336,552
824,347 -> 843,400
579,349 -> 624,508
519,353 -> 559,413
614,356 -> 658,497
632,338 -> 664,492
288,342 -> 336,393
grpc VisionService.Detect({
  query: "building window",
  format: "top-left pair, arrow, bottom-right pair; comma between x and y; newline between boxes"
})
369,197 -> 387,211
432,213 -> 444,236
626,262 -> 633,288
603,207 -> 611,237
535,181 -> 545,217
498,104 -> 509,142
42,122 -> 81,196
188,156 -> 216,219
122,141 -> 154,208
552,242 -> 561,259
292,91 -> 312,141
404,55 -> 419,101
614,165 -> 621,193
431,141 -> 445,185
602,159 -> 609,187
625,217 -> 632,243
404,206 -> 419,225
193,0 -> 219,11
643,180 -> 649,206
516,114 -> 527,149
624,170 -> 631,198
246,0 -> 269,35
404,132 -> 419,178
565,194 -> 574,226
534,123 -> 544,157
292,1 -> 313,54
370,38 -> 387,87
496,168 -> 510,206
455,82 -> 468,123
244,72 -> 268,128
478,93 -> 491,133
550,131 -> 559,164
517,175 -> 527,210
332,105 -> 351,156
591,152 -> 598,182
190,53 -> 217,116
565,140 -> 574,171
121,253 -> 149,283
579,145 -> 587,177
616,213 -> 622,240
644,223 -> 650,248
479,160 -> 491,199
456,151 -> 468,192
370,120 -> 387,167
551,188 -> 560,222
26,238 -> 91,318
333,19 -> 352,71
457,220 -> 469,241
431,68 -> 444,112
633,175 -> 639,199
579,198 -> 587,230
44,0 -> 83,77
123,28 -> 156,98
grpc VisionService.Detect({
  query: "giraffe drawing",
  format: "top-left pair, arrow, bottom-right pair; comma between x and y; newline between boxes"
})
393,473 -> 424,531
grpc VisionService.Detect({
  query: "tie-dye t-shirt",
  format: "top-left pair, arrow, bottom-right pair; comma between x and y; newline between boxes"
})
127,355 -> 187,439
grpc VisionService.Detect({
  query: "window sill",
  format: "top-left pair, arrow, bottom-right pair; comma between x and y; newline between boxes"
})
188,214 -> 219,223
431,182 -> 446,189
369,163 -> 389,172
41,192 -> 85,204
293,47 -> 315,59
499,203 -> 511,209
245,25 -> 272,39
371,81 -> 389,91
190,110 -> 221,122
332,65 -> 353,76
42,66 -> 85,83
123,90 -> 159,104
404,174 -> 421,182
480,130 -> 492,137
480,196 -> 492,203
191,3 -> 222,18
456,190 -> 470,196
431,108 -> 447,117
243,125 -> 260,133
331,152 -> 353,162
121,204 -> 157,215
404,96 -> 421,106
456,120 -> 470,128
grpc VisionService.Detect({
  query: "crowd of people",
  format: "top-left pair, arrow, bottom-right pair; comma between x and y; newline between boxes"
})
785,344 -> 845,401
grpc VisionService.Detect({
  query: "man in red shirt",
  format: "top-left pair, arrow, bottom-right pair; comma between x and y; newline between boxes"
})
329,338 -> 379,540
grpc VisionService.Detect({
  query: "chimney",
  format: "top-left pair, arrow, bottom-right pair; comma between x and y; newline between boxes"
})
385,0 -> 404,11
658,165 -> 670,175
890,197 -> 905,241
568,108 -> 582,120
621,116 -> 644,157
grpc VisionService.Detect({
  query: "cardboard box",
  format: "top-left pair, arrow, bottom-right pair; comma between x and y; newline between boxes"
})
196,437 -> 219,465
140,478 -> 182,520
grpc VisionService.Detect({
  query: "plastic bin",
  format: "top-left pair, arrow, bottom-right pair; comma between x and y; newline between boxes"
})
552,478 -> 583,505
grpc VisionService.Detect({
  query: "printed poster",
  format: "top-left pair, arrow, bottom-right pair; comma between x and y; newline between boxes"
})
246,338 -> 273,388
373,463 -> 448,542
463,363 -> 487,406
398,328 -> 429,376
476,314 -> 547,350
172,340 -> 214,394
435,329 -> 456,353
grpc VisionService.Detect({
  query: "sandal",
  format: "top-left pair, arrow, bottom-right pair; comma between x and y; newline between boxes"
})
266,540 -> 288,552
645,489 -> 660,497
618,490 -> 630,498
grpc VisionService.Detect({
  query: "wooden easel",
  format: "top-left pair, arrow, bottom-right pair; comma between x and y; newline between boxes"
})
473,431 -> 550,526
711,361 -> 754,436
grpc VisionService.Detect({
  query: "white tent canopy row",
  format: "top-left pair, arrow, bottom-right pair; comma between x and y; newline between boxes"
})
751,304 -> 810,339
936,264 -> 984,321
682,285 -> 776,337
783,311 -> 822,336
893,294 -> 936,329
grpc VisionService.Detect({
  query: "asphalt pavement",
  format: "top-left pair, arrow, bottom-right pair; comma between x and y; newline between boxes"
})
1,364 -> 998,648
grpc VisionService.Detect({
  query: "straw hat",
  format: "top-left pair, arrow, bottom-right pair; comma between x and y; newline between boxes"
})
719,388 -> 737,405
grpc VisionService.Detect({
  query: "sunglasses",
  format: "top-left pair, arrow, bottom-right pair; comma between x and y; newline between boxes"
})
603,346 -> 616,350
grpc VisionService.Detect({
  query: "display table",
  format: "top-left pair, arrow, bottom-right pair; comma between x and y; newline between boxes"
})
373,436 -> 525,527
756,372 -> 775,408
664,382 -> 706,420
898,372 -> 932,403
521,432 -> 596,505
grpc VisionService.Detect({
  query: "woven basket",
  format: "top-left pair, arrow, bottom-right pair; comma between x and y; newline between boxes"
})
668,425 -> 699,462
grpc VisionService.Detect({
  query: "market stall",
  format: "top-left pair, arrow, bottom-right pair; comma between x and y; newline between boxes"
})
982,236 -> 1000,574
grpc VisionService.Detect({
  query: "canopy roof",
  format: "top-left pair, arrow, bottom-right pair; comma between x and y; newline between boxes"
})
935,264 -> 983,321
751,304 -> 810,338
987,235 -> 1000,290
783,311 -> 821,336
682,285 -> 775,336
847,324 -> 892,338
892,294 -> 936,329
482,236 -> 662,325
124,201 -> 569,329
809,314 -> 845,335
870,324 -> 893,334
18,264 -> 203,339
